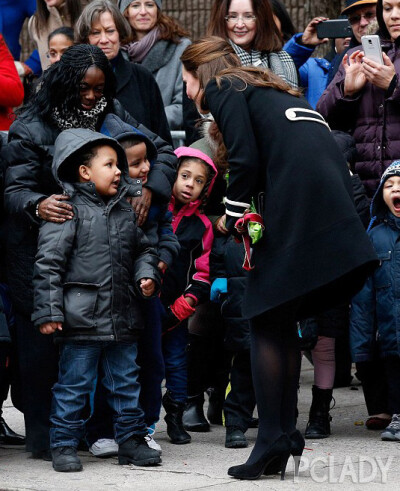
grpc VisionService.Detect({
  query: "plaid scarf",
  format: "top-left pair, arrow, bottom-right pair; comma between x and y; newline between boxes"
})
230,40 -> 298,89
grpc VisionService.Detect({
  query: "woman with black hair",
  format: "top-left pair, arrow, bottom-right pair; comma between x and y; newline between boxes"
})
3,43 -> 176,460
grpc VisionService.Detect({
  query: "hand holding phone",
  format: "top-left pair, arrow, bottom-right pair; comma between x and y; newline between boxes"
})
316,19 -> 352,39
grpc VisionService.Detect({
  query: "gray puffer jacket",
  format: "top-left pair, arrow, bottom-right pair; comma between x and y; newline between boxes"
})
31,128 -> 160,343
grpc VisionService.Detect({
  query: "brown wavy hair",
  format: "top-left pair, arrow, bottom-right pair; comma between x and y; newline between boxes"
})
122,5 -> 190,43
181,36 -> 300,112
207,0 -> 282,52
33,0 -> 82,33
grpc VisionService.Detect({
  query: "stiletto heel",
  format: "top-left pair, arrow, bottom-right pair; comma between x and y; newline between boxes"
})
280,452 -> 290,481
227,434 -> 290,480
263,429 -> 305,476
293,455 -> 301,477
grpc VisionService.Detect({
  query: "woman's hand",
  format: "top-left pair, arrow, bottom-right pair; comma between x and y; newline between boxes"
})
140,278 -> 155,297
39,322 -> 62,335
343,51 -> 367,97
362,52 -> 396,90
129,187 -> 153,226
214,214 -> 229,235
301,17 -> 329,46
38,194 -> 73,223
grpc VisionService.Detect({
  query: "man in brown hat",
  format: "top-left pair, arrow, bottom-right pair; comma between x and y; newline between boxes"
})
342,0 -> 378,43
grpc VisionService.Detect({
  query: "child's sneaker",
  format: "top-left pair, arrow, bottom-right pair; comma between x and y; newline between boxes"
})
145,434 -> 162,455
51,446 -> 82,472
89,438 -> 118,457
381,414 -> 400,441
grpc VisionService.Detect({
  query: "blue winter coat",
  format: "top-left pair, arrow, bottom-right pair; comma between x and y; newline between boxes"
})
299,58 -> 331,109
350,213 -> 400,361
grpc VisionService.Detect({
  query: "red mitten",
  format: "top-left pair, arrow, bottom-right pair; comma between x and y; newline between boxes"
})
170,295 -> 195,321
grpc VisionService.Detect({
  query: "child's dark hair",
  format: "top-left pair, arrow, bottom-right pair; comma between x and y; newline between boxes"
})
119,137 -> 143,151
178,157 -> 214,210
20,44 -> 116,120
48,27 -> 75,45
60,145 -> 100,183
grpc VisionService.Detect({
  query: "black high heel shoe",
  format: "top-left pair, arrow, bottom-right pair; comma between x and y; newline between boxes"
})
227,434 -> 291,480
263,429 -> 305,476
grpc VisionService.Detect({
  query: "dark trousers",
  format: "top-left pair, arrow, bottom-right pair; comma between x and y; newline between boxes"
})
15,313 -> 59,453
384,356 -> 400,414
162,321 -> 188,402
356,358 -> 389,416
137,297 -> 165,426
223,349 -> 256,432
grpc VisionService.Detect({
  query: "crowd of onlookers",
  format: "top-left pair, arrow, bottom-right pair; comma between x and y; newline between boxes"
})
1,0 -> 400,478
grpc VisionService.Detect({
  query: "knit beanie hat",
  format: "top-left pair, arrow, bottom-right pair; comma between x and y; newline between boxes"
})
119,0 -> 162,14
369,160 -> 400,228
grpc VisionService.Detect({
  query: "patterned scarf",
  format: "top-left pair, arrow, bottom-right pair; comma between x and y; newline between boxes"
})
229,40 -> 298,89
123,27 -> 161,63
52,97 -> 108,131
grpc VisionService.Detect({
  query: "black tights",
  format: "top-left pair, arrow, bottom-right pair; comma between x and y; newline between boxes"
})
246,307 -> 301,465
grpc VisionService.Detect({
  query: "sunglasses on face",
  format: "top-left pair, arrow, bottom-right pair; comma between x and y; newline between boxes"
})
348,11 -> 376,25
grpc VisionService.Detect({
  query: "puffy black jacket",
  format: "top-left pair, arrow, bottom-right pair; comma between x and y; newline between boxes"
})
31,128 -> 160,343
3,99 -> 175,317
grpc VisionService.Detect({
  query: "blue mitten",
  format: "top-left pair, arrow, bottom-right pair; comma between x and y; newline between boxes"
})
210,278 -> 228,302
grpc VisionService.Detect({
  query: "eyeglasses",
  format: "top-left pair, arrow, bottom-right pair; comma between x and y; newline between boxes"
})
225,13 -> 256,24
348,11 -> 376,25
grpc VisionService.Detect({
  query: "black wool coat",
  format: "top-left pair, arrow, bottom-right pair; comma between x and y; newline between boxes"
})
205,77 -> 378,320
114,51 -> 172,144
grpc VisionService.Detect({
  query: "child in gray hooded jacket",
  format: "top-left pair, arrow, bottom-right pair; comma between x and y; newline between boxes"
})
32,128 -> 161,472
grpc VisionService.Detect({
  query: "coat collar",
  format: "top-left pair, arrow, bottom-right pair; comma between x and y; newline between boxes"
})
113,51 -> 131,94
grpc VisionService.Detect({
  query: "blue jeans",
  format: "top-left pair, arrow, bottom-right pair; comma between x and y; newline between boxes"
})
50,341 -> 146,449
162,321 -> 188,402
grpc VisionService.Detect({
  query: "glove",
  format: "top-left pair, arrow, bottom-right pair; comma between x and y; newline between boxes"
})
162,306 -> 181,334
162,295 -> 196,334
210,278 -> 228,302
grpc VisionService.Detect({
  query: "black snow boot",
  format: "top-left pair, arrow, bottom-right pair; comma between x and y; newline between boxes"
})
305,385 -> 333,439
162,391 -> 191,444
182,394 -> 210,432
206,387 -> 224,425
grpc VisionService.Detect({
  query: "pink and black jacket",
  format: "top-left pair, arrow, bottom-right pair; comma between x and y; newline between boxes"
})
160,147 -> 217,308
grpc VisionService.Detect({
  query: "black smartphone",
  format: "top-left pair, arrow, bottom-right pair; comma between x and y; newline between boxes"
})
317,19 -> 352,39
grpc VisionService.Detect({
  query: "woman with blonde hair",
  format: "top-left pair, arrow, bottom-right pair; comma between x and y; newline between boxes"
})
180,36 -> 377,480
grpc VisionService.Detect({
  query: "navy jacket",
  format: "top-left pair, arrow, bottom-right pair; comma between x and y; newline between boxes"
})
350,213 -> 400,361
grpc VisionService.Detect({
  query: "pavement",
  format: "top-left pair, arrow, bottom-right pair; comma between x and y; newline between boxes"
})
1,358 -> 399,491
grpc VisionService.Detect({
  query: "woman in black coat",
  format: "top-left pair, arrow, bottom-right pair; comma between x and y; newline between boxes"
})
3,43 -> 175,459
181,37 -> 378,480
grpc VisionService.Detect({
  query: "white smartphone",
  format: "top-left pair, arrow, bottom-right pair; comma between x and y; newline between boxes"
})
361,35 -> 384,65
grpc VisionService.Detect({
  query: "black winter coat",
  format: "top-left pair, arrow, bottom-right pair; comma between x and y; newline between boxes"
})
211,235 -> 250,351
31,129 -> 160,343
3,99 -> 175,318
114,51 -> 172,144
205,77 -> 378,320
